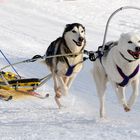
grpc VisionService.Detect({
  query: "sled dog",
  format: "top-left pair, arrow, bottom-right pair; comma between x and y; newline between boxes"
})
93,32 -> 140,118
46,23 -> 86,108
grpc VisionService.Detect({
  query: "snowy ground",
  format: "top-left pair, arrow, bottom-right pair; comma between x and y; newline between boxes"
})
0,0 -> 140,139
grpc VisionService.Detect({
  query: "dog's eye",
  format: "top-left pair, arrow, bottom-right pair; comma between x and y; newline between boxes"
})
128,41 -> 132,44
72,30 -> 76,33
81,30 -> 84,33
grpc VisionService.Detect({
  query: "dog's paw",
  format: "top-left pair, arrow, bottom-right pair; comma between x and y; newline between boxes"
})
58,105 -> 67,110
124,106 -> 131,112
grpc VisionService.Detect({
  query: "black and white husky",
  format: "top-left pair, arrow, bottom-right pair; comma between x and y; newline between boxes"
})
92,32 -> 140,118
46,23 -> 86,108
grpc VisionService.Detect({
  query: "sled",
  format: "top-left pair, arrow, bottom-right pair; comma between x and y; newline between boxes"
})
0,70 -> 49,100
0,51 -> 52,100
0,70 -> 51,100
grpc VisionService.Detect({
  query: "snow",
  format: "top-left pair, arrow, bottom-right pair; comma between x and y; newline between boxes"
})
0,0 -> 140,139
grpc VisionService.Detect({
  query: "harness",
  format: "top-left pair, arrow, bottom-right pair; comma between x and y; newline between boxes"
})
99,42 -> 139,87
46,37 -> 87,77
89,42 -> 117,66
116,64 -> 139,87
61,38 -> 86,76
89,41 -> 140,87
63,56 -> 87,76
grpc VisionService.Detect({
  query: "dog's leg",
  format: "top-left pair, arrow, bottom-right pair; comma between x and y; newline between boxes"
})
53,73 -> 63,108
93,65 -> 107,118
57,76 -> 68,96
66,76 -> 76,89
115,86 -> 130,112
127,79 -> 139,109
97,82 -> 107,118
63,77 -> 69,86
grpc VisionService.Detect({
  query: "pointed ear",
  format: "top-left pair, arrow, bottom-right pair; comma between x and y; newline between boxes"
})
120,33 -> 125,38
63,24 -> 70,37
66,24 -> 70,28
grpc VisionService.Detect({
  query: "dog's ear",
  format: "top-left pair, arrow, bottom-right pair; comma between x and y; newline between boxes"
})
65,24 -> 70,28
120,33 -> 126,38
62,24 -> 71,37
64,24 -> 71,31
81,25 -> 85,31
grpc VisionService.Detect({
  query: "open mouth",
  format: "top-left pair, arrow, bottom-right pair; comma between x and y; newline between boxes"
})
127,50 -> 140,59
73,40 -> 82,47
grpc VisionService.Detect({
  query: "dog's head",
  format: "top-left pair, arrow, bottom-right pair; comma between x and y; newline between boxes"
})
118,32 -> 140,60
63,23 -> 86,53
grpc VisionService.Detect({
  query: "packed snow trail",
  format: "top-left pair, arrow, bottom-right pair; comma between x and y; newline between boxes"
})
0,0 -> 140,140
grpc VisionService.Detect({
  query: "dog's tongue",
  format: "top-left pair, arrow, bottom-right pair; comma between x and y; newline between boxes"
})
133,51 -> 140,58
135,53 -> 139,58
128,50 -> 140,59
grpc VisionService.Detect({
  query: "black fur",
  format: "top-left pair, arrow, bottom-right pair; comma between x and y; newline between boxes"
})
45,37 -> 62,67
62,23 -> 85,37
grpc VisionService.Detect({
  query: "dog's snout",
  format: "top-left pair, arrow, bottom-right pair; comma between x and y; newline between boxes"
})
78,37 -> 84,42
135,47 -> 140,51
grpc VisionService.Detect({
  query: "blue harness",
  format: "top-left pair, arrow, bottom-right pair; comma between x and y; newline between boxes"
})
116,64 -> 139,87
64,56 -> 87,77
65,65 -> 76,76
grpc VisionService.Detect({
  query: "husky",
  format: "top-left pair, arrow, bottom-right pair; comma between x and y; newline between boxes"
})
45,23 -> 86,108
92,32 -> 140,118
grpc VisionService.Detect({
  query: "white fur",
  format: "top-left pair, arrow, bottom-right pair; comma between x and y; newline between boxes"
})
93,32 -> 140,118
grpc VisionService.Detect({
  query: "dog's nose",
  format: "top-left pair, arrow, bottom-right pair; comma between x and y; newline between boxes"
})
78,37 -> 84,42
135,47 -> 140,51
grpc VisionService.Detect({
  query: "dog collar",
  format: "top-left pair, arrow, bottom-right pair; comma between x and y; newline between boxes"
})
116,64 -> 139,87
120,52 -> 135,63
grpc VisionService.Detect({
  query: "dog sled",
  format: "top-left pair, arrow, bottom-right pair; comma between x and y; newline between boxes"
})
0,51 -> 52,101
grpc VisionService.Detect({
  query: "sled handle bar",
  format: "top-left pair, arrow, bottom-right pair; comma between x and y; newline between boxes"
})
102,6 -> 140,52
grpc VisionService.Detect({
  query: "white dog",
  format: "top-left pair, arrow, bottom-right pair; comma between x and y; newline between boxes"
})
46,23 -> 86,108
92,32 -> 140,118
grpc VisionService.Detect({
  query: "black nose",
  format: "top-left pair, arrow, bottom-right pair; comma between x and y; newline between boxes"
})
78,37 -> 84,42
135,47 -> 140,51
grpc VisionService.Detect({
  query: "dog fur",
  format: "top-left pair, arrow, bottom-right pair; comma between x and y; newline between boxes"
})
93,32 -> 140,118
46,23 -> 86,108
